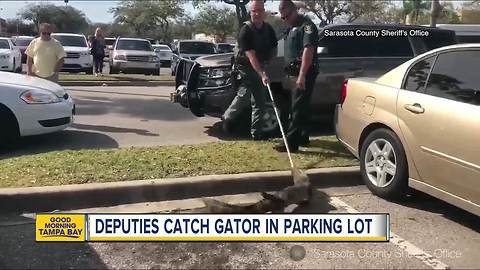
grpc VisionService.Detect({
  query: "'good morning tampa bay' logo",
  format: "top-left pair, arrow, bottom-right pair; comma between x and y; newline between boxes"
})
36,214 -> 86,242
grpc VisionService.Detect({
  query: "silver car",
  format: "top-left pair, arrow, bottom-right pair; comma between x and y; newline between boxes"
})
152,44 -> 172,67
109,38 -> 160,75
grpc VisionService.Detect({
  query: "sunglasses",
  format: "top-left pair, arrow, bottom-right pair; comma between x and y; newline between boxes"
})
41,32 -> 51,36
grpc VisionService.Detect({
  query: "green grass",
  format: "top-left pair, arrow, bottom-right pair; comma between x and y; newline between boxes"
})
0,136 -> 358,188
59,73 -> 173,81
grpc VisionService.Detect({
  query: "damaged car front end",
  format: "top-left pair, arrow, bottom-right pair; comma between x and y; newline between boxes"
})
171,53 -> 237,118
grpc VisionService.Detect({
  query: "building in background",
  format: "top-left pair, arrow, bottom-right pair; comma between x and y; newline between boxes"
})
461,9 -> 480,24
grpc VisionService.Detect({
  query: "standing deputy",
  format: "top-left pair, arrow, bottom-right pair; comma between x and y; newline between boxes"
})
222,0 -> 278,140
275,0 -> 319,152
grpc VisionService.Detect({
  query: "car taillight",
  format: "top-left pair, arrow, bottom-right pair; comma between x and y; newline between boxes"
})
341,80 -> 348,105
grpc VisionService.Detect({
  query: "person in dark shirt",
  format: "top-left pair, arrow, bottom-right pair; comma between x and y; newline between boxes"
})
222,0 -> 278,140
91,27 -> 106,76
274,0 -> 319,152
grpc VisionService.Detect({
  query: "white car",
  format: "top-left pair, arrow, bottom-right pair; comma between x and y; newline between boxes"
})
0,38 -> 22,73
51,33 -> 93,74
152,44 -> 172,67
0,71 -> 75,143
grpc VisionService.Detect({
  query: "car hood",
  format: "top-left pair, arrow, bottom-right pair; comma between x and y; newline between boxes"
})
63,46 -> 89,53
0,72 -> 65,97
0,49 -> 13,54
195,53 -> 234,67
115,50 -> 156,56
179,53 -> 216,60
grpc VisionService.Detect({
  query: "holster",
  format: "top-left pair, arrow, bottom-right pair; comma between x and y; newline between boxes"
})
284,61 -> 301,76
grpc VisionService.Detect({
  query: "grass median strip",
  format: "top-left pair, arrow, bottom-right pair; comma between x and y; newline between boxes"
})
0,136 -> 358,188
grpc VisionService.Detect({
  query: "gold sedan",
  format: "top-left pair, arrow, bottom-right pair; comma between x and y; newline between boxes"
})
335,44 -> 480,216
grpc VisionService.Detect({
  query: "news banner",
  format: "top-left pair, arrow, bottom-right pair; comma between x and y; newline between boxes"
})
36,214 -> 390,242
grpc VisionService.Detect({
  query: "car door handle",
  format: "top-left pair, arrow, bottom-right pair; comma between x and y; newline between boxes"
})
404,103 -> 425,114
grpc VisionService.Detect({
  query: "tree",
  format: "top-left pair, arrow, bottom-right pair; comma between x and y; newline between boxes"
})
18,3 -> 90,33
168,15 -> 196,41
110,0 -> 184,39
299,0 -> 391,26
402,0 -> 430,25
416,1 -> 460,25
301,0 -> 351,26
5,19 -> 36,36
195,5 -> 237,42
193,0 -> 252,26
346,1 -> 392,23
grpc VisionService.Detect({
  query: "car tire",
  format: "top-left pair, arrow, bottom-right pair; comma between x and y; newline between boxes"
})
0,104 -> 20,149
109,67 -> 118,74
360,128 -> 409,200
85,68 -> 93,75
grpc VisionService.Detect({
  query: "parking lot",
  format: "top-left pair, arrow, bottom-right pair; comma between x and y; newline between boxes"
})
0,84 -> 222,158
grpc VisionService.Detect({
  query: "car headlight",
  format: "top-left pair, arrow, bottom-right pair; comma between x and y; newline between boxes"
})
80,51 -> 90,56
200,67 -> 231,79
198,67 -> 232,88
20,89 -> 61,104
151,56 -> 159,62
114,54 -> 126,61
0,54 -> 10,59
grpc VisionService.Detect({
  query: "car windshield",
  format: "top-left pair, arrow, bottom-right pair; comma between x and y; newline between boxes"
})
13,38 -> 33,46
105,38 -> 116,46
0,40 -> 10,49
52,35 -> 87,47
117,40 -> 152,51
153,45 -> 171,51
217,44 -> 233,51
180,42 -> 215,54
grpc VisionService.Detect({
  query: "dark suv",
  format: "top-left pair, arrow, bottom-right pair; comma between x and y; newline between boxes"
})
170,40 -> 217,76
171,24 -> 457,131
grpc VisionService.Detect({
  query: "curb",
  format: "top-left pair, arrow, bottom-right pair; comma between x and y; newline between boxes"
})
59,80 -> 175,87
0,167 -> 360,213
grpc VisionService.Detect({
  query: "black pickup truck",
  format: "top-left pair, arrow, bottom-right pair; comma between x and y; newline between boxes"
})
171,24 -> 457,132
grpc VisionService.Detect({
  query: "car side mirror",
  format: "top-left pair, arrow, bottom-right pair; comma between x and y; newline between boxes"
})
317,47 -> 328,55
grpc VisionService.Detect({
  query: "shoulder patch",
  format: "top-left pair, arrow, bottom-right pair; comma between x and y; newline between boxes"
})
304,24 -> 313,34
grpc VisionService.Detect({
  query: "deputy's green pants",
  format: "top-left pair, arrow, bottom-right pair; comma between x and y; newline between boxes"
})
223,68 -> 268,137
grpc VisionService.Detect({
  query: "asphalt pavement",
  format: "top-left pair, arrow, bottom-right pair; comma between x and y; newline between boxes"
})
1,181 -> 478,269
0,85 -> 223,158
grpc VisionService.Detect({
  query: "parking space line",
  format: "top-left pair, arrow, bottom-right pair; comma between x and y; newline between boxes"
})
329,197 -> 450,270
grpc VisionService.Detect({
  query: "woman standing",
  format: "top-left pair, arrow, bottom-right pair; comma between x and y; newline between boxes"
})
91,28 -> 106,76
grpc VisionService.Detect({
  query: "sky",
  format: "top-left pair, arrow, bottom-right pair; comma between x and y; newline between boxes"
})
0,0 -> 280,23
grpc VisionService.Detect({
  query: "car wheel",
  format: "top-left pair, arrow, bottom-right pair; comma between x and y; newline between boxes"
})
360,128 -> 409,200
109,67 -> 118,74
0,104 -> 20,149
85,68 -> 93,75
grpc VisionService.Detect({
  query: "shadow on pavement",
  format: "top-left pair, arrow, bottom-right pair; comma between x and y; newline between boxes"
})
204,119 -> 335,142
0,215 -> 107,269
68,88 -> 171,99
0,130 -> 119,159
73,96 -> 196,122
393,192 -> 480,233
72,123 -> 159,137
